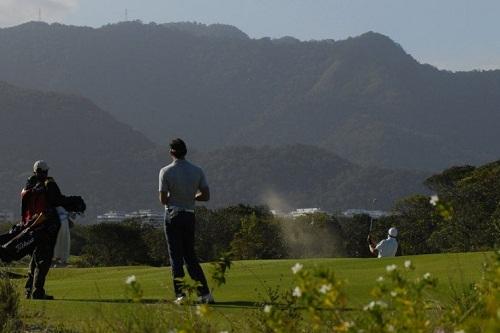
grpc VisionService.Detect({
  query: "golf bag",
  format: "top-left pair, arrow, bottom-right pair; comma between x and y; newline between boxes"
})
61,196 -> 86,214
0,224 -> 38,263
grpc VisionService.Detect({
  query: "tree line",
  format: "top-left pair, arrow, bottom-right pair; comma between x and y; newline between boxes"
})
1,160 -> 498,267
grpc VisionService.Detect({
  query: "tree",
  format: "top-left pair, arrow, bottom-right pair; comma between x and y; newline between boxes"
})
79,220 -> 150,266
230,213 -> 286,260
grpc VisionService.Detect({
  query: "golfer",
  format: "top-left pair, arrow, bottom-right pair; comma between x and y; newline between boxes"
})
368,227 -> 398,258
158,138 -> 213,304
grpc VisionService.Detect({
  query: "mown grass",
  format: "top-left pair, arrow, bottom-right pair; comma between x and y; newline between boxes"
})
13,251 -> 490,330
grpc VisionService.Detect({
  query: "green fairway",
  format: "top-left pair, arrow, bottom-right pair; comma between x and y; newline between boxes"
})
15,251 -> 491,330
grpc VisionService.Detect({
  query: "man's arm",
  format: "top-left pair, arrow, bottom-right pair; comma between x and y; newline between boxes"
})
195,186 -> 210,201
367,235 -> 378,255
159,191 -> 169,206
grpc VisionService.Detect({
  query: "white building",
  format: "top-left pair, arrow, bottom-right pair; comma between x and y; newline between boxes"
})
97,211 -> 128,223
97,210 -> 163,227
289,208 -> 323,218
125,210 -> 164,227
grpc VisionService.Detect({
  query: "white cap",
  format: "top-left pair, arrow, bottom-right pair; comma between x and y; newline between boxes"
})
33,160 -> 49,172
388,227 -> 398,237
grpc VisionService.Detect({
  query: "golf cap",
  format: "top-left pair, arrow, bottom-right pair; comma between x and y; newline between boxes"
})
388,227 -> 398,237
33,160 -> 49,172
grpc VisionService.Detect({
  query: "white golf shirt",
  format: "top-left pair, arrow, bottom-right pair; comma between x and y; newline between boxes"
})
375,236 -> 398,258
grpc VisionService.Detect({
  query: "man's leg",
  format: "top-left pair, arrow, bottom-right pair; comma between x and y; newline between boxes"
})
24,256 -> 35,298
164,215 -> 186,297
32,222 -> 59,299
31,242 -> 54,299
181,213 -> 210,296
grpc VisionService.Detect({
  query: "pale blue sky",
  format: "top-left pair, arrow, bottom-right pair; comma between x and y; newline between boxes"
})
1,0 -> 499,71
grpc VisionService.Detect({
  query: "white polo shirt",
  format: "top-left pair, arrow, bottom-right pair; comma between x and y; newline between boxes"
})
375,236 -> 398,258
158,159 -> 208,211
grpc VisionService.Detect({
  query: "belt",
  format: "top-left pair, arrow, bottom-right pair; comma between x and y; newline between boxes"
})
166,206 -> 195,213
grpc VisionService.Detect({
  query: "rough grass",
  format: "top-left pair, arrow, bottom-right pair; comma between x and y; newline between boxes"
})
14,251 -> 489,330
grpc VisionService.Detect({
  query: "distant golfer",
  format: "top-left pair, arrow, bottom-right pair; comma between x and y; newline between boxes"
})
368,227 -> 398,258
158,138 -> 213,304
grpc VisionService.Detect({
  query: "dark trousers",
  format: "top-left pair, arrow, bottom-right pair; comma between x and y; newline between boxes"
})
164,211 -> 209,297
25,221 -> 59,297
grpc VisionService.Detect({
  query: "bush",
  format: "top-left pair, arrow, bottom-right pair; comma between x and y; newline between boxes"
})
0,273 -> 21,332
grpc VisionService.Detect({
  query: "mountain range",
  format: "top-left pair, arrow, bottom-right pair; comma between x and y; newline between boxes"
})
0,82 -> 427,219
0,21 -> 498,171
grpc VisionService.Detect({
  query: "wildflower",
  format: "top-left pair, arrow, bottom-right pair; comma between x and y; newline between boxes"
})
196,304 -> 209,317
291,263 -> 303,274
404,260 -> 412,269
376,276 -> 384,283
364,300 -> 387,311
219,331 -> 229,333
423,272 -> 432,280
264,305 -> 272,313
390,291 -> 397,297
454,330 -> 465,333
386,264 -> 397,272
293,286 -> 302,297
319,283 -> 332,294
430,195 -> 439,206
125,275 -> 136,285
387,324 -> 395,332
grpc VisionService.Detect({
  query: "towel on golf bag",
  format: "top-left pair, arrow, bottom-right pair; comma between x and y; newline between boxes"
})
53,207 -> 71,263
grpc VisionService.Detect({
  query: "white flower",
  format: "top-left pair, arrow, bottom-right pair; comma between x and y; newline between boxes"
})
376,300 -> 388,308
386,264 -> 397,272
363,301 -> 375,311
264,305 -> 272,313
319,284 -> 332,294
376,276 -> 385,283
390,291 -> 397,297
292,286 -> 302,297
125,275 -> 136,285
430,195 -> 439,206
219,331 -> 229,333
423,272 -> 432,280
363,300 -> 387,311
291,263 -> 303,274
387,324 -> 395,332
404,260 -> 412,269
454,330 -> 466,333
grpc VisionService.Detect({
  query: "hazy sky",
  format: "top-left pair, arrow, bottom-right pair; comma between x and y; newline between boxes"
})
1,0 -> 499,71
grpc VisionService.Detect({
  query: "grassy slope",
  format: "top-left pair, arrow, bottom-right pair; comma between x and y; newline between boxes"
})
17,252 -> 490,330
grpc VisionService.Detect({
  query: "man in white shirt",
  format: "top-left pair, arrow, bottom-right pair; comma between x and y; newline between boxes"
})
159,138 -> 213,304
368,227 -> 398,258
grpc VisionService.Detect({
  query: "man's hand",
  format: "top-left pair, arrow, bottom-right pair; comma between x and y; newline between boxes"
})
195,186 -> 210,202
159,191 -> 169,206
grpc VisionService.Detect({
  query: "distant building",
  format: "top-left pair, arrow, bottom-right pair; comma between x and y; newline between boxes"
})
0,211 -> 14,223
342,209 -> 390,219
97,211 -> 127,223
125,210 -> 164,227
289,208 -> 323,218
97,210 -> 163,227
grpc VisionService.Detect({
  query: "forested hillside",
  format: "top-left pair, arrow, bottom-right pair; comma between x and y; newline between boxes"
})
0,82 -> 427,218
0,22 -> 499,170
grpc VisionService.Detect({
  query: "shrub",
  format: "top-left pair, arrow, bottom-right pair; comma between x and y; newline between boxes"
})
0,273 -> 21,332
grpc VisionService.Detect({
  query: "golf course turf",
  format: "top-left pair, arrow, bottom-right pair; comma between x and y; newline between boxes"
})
12,251 -> 490,330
